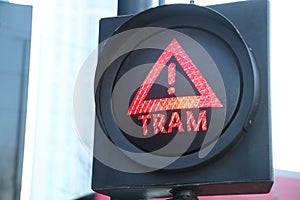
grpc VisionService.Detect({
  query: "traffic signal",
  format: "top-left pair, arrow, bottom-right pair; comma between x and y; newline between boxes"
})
92,0 -> 272,199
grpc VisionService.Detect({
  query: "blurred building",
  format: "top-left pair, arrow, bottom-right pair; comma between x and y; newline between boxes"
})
0,2 -> 32,199
21,0 -> 116,199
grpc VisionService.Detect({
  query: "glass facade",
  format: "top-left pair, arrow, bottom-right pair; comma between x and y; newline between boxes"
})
25,0 -> 116,199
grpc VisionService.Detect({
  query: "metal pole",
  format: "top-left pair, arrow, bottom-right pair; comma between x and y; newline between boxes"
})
159,0 -> 165,5
118,0 -> 154,16
171,189 -> 198,200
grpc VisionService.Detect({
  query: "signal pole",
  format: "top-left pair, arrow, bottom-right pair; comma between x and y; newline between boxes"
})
118,0 -> 154,15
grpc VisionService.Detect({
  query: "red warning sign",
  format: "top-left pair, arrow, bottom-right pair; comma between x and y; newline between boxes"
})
127,38 -> 223,116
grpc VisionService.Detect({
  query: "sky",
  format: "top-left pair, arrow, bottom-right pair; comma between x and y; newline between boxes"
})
268,0 -> 300,173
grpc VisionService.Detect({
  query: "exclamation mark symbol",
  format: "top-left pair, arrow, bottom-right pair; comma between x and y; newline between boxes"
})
167,62 -> 176,95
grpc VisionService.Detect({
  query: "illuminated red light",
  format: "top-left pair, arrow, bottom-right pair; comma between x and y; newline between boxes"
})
137,110 -> 208,136
152,114 -> 167,134
186,110 -> 207,132
138,115 -> 151,135
167,62 -> 176,95
127,38 -> 223,116
168,112 -> 184,133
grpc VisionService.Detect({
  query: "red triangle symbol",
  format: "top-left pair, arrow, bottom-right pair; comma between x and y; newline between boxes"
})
127,38 -> 223,116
